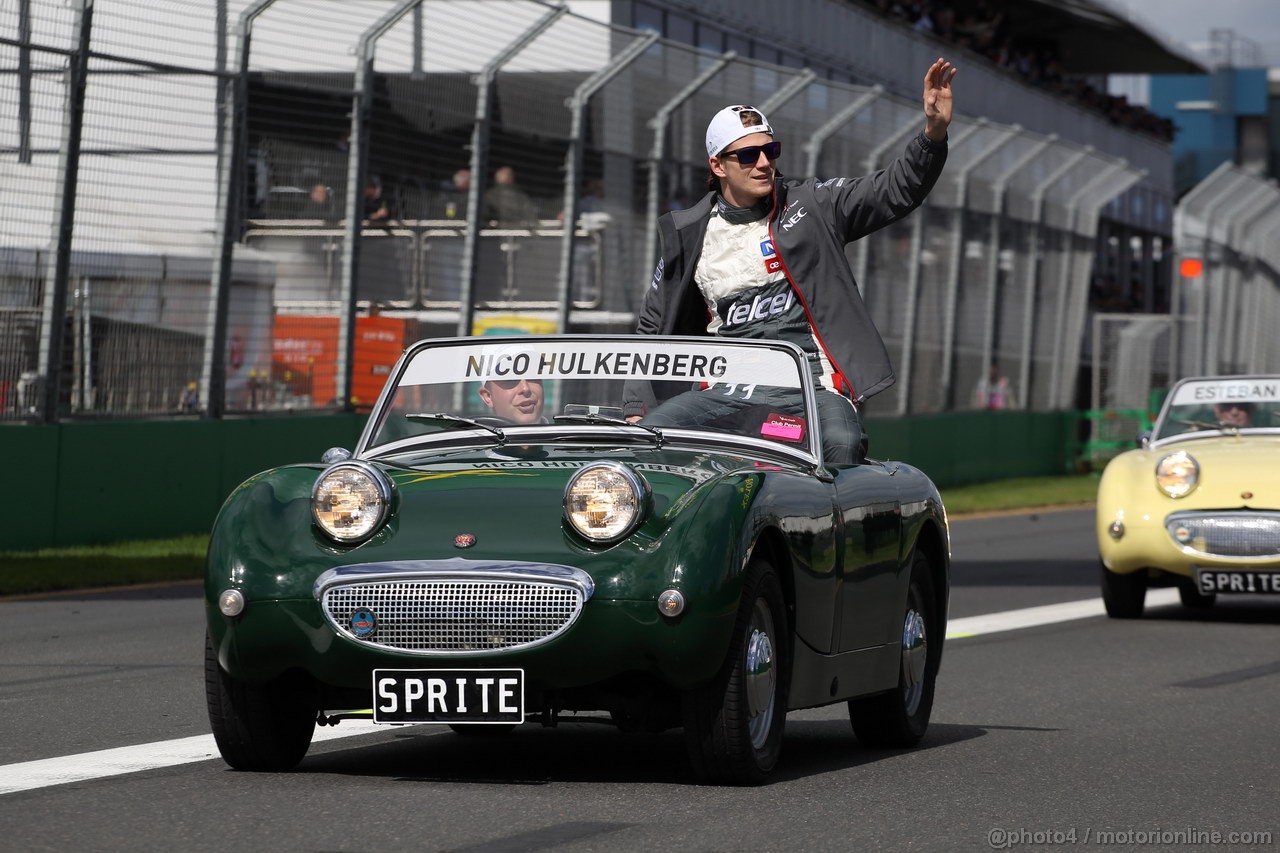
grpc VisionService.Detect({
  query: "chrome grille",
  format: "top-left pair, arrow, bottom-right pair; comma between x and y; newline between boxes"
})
1165,512 -> 1280,559
322,578 -> 584,654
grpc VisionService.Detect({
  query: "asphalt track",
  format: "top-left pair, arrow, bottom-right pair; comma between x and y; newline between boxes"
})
1,508 -> 1277,852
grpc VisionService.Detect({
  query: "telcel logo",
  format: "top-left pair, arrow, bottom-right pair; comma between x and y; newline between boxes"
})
726,289 -> 794,327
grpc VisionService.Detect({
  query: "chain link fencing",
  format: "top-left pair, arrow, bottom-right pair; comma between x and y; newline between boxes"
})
5,0 -> 1267,426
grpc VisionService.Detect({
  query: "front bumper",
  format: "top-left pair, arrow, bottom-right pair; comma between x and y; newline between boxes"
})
1099,508 -> 1280,577
208,559 -> 739,692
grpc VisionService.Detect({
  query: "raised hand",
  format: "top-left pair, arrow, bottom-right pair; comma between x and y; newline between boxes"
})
923,57 -> 957,142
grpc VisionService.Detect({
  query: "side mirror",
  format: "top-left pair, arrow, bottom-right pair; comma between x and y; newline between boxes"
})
321,447 -> 352,463
1136,432 -> 1151,449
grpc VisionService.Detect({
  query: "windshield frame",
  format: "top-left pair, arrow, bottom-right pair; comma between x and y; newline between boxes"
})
354,335 -> 824,467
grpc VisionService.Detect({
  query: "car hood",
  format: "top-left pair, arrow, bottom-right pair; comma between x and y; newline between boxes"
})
381,443 -> 764,541
1115,434 -> 1280,508
210,443 -> 798,602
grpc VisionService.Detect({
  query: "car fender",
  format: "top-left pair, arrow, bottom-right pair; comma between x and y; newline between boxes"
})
1096,448 -> 1159,573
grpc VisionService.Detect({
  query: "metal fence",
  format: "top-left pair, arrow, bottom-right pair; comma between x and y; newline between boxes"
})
3,0 -> 1264,425
1083,163 -> 1280,462
1170,163 -> 1280,380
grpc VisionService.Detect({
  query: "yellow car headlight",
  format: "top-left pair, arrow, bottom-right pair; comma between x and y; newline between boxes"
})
312,462 -> 392,542
564,462 -> 648,543
1155,450 -> 1199,498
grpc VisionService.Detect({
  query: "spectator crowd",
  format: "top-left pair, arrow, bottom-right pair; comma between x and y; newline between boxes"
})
863,0 -> 1176,142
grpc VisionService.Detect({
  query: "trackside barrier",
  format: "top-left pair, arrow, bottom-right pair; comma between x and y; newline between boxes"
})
4,410 -> 1076,551
2,415 -> 365,552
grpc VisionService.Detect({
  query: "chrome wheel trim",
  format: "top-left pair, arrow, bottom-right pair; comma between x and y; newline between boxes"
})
744,598 -> 777,750
901,607 -> 927,716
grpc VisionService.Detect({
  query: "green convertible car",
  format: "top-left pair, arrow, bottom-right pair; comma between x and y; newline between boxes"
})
205,335 -> 950,784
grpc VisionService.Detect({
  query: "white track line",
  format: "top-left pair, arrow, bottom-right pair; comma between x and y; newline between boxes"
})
0,720 -> 391,796
945,588 -> 1179,639
1,591 -> 1178,796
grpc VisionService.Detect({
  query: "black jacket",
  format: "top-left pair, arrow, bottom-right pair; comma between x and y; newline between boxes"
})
627,132 -> 947,415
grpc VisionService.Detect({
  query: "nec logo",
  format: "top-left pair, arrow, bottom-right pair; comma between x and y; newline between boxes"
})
781,206 -> 807,231
725,288 -> 795,327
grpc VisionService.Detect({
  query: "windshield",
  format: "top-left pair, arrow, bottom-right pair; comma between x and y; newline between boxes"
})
365,336 -> 817,458
1153,376 -> 1280,441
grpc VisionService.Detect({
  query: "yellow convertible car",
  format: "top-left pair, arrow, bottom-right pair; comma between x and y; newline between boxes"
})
1097,375 -> 1280,617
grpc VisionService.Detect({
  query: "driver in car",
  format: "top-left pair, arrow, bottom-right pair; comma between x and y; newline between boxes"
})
478,377 -> 546,424
1214,400 -> 1254,428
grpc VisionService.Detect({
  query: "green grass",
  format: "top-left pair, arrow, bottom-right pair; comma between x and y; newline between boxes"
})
1,475 -> 1099,597
939,472 -> 1100,515
0,535 -> 208,597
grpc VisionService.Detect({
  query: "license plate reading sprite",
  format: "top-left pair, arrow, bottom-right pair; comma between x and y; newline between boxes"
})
1195,569 -> 1280,595
373,669 -> 524,724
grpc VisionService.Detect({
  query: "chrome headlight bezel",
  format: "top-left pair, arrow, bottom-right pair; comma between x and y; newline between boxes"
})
1155,450 -> 1199,499
311,460 -> 394,543
563,461 -> 649,544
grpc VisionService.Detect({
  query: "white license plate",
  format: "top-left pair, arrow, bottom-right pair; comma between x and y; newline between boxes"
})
373,668 -> 524,724
1194,569 -> 1280,595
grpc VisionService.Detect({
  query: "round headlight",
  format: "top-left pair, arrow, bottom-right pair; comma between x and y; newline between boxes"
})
1155,450 -> 1199,498
312,462 -> 392,542
564,462 -> 647,543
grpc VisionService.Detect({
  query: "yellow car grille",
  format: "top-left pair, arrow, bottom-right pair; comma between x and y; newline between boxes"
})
322,579 -> 584,653
1165,512 -> 1280,558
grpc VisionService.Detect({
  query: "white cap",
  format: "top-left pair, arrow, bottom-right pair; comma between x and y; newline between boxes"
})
705,105 -> 773,157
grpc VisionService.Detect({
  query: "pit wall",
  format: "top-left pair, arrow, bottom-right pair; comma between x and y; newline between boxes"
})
3,411 -> 1073,551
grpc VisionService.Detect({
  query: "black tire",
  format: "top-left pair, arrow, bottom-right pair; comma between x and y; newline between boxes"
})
448,724 -> 517,737
683,559 -> 790,786
205,632 -> 317,771
1178,579 -> 1216,610
1100,562 -> 1146,618
849,549 -> 939,748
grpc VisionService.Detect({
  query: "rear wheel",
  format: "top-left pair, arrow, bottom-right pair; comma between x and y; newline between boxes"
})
683,559 -> 789,786
849,549 -> 939,747
1178,579 -> 1216,610
1100,563 -> 1146,618
205,632 -> 316,771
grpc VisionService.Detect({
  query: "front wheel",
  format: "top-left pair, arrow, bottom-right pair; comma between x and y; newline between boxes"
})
683,559 -> 790,786
849,548 -> 939,747
1100,563 -> 1146,618
205,632 -> 317,771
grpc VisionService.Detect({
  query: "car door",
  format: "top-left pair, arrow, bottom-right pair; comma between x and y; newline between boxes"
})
832,460 -> 902,652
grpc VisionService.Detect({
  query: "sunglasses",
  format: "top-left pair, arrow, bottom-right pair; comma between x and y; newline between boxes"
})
719,140 -> 782,166
488,378 -> 541,391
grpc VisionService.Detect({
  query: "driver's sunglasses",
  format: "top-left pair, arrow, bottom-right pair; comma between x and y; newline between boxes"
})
719,140 -> 782,166
1218,401 -> 1252,411
489,378 -> 541,391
